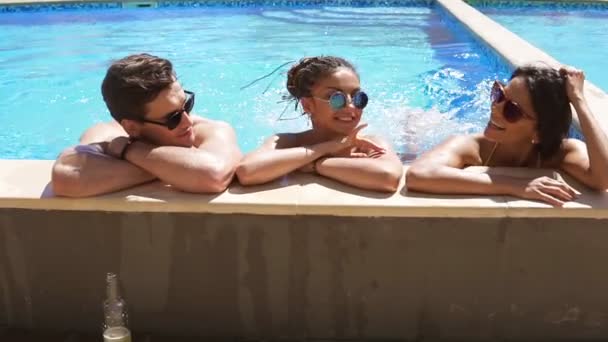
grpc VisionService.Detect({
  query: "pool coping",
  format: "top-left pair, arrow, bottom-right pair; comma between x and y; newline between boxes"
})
2,160 -> 608,218
1,0 -> 608,218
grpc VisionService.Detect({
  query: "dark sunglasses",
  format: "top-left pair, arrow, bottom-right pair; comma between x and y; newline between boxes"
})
491,81 -> 534,123
139,90 -> 195,130
315,90 -> 369,111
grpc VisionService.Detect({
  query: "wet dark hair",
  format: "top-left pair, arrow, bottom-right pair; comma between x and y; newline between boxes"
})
286,56 -> 358,101
101,53 -> 176,122
511,65 -> 571,160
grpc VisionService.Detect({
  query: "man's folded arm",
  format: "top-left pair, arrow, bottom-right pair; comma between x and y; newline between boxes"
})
123,121 -> 242,193
51,144 -> 156,197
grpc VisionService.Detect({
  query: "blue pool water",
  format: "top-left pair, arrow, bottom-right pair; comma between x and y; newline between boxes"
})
0,2 -> 509,160
476,2 -> 608,92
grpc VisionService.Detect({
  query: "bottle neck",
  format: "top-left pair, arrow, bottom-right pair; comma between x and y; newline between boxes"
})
104,273 -> 128,329
106,273 -> 120,301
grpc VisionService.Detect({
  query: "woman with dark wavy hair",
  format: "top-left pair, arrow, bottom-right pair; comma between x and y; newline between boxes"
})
236,56 -> 403,192
406,65 -> 608,206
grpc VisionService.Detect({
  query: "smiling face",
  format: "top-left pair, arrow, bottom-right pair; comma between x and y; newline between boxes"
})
484,76 -> 539,145
122,82 -> 196,147
302,67 -> 363,136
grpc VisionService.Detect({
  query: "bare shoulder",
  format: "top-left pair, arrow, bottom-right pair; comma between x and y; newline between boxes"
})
361,134 -> 392,149
456,133 -> 483,147
413,134 -> 482,167
79,121 -> 126,144
562,138 -> 586,152
548,138 -> 588,167
192,116 -> 234,134
433,134 -> 481,155
191,116 -> 236,144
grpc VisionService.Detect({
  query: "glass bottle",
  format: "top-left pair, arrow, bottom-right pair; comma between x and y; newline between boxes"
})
102,273 -> 132,342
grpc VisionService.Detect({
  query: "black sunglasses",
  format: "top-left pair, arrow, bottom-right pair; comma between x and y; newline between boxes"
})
491,81 -> 534,123
139,90 -> 195,130
314,90 -> 369,111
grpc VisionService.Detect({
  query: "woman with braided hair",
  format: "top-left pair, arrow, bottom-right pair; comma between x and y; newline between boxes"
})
236,56 -> 403,192
406,65 -> 608,206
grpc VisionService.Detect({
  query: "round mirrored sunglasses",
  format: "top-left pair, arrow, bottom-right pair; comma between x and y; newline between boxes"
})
316,91 -> 368,111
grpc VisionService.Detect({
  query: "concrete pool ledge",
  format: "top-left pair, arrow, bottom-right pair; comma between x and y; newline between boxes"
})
438,0 -> 608,135
2,161 -> 608,340
1,160 -> 608,218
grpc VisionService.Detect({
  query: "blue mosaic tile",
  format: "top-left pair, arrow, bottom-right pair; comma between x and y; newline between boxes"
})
0,0 -> 433,13
465,0 -> 608,10
435,3 -> 513,75
0,2 -> 121,13
158,0 -> 432,8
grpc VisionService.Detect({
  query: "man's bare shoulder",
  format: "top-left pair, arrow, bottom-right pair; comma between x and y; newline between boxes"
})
191,116 -> 236,145
193,116 -> 233,132
79,121 -> 126,144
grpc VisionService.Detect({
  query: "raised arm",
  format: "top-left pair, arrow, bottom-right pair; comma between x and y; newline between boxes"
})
405,135 -> 579,206
558,67 -> 608,191
51,122 -> 155,198
314,136 -> 403,192
123,120 -> 242,193
236,134 -> 347,186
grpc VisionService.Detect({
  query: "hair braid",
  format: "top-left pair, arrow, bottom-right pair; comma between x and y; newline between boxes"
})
286,56 -> 357,101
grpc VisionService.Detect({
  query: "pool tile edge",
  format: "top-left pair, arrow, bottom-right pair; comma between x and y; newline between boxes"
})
2,160 -> 608,218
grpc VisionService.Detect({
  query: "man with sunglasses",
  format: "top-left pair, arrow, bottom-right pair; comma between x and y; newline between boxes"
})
52,53 -> 242,197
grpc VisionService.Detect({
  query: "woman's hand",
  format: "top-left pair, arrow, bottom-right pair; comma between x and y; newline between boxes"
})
329,124 -> 386,157
560,66 -> 586,104
515,176 -> 581,207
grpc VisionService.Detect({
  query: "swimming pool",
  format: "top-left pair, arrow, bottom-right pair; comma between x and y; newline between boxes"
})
472,0 -> 608,93
0,1 -> 510,160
